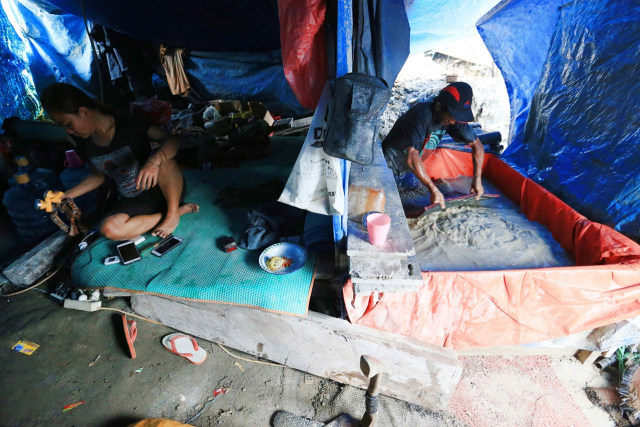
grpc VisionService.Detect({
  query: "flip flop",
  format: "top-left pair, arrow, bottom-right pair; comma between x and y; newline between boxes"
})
162,333 -> 207,365
122,314 -> 137,359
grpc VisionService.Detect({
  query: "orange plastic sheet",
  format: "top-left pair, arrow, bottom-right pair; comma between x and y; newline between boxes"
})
343,148 -> 640,350
278,0 -> 327,110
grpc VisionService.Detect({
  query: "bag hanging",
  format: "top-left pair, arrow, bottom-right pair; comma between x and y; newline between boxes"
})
323,72 -> 390,165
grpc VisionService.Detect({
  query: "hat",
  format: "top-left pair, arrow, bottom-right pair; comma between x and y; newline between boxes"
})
436,82 -> 474,123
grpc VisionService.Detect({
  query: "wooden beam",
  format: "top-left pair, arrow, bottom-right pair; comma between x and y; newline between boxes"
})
347,142 -> 415,258
132,294 -> 462,411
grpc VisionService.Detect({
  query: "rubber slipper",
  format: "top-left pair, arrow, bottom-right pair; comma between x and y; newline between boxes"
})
122,314 -> 137,359
161,333 -> 207,365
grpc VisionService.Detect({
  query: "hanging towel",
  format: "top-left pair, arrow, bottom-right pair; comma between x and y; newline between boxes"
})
159,45 -> 190,96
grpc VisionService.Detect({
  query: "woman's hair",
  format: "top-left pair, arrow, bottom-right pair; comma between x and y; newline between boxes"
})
40,83 -> 112,115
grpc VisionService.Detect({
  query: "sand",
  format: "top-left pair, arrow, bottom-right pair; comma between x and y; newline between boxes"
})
406,176 -> 574,271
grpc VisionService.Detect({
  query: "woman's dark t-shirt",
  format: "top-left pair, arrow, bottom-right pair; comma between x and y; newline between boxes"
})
75,115 -> 152,198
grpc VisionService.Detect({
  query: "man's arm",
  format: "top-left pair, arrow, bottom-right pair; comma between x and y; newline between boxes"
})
136,125 -> 181,190
63,169 -> 105,199
469,138 -> 485,199
406,147 -> 445,209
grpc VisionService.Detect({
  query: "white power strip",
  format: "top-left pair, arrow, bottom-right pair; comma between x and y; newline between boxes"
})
63,299 -> 102,312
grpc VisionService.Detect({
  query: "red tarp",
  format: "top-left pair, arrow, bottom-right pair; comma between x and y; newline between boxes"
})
343,149 -> 640,350
278,0 -> 327,110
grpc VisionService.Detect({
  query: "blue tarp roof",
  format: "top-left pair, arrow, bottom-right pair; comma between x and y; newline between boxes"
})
1,0 -> 638,240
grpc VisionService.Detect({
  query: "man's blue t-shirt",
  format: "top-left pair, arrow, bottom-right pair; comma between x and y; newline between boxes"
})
381,102 -> 476,175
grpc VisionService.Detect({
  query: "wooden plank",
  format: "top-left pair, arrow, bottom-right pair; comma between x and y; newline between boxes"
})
347,142 -> 415,258
132,294 -> 462,411
350,255 -> 423,293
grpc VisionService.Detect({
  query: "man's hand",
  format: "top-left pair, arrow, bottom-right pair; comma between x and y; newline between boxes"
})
470,177 -> 485,200
136,160 -> 160,190
430,187 -> 446,209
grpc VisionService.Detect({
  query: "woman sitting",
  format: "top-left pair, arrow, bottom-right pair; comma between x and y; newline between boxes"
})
40,83 -> 198,241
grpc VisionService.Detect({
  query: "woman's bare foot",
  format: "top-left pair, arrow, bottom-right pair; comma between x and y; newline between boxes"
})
152,203 -> 200,238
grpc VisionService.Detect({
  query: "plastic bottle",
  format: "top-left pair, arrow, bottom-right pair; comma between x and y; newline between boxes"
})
9,156 -> 63,191
2,173 -> 59,244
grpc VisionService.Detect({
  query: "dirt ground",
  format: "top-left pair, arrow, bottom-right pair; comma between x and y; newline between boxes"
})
0,273 -> 620,427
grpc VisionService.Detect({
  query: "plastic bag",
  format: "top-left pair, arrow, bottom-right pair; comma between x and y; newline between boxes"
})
279,84 -> 346,215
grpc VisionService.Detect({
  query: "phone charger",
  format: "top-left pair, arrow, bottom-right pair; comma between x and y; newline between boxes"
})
104,256 -> 121,265
132,236 -> 145,245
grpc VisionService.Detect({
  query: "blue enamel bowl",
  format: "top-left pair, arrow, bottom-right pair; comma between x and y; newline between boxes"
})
259,242 -> 308,275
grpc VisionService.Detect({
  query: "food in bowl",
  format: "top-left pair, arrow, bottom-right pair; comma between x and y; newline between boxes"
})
267,256 -> 293,272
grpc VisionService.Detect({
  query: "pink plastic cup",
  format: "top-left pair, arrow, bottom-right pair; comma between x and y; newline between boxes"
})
366,213 -> 391,246
64,149 -> 84,168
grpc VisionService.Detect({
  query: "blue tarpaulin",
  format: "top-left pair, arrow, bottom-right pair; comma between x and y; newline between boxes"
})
0,6 -> 39,119
184,51 -> 304,118
1,0 -> 93,119
478,0 -> 640,240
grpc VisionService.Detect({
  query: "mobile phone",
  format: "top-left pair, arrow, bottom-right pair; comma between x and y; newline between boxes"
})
103,255 -> 121,265
151,236 -> 183,257
116,240 -> 142,265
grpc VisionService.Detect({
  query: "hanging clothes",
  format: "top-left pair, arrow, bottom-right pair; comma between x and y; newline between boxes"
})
159,45 -> 190,97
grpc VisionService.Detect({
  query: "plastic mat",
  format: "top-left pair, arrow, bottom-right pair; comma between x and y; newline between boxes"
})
73,140 -> 316,316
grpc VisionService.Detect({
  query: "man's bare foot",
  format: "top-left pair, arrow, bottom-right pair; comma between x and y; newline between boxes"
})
152,203 -> 200,238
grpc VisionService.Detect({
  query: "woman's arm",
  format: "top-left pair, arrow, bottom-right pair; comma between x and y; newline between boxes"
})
63,169 -> 105,199
136,125 -> 181,190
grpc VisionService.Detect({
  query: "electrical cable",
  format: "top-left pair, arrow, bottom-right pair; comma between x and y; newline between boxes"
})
216,342 -> 282,367
97,307 -> 163,325
0,264 -> 64,297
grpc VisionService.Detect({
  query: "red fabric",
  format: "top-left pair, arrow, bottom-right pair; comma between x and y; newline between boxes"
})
278,0 -> 327,110
343,148 -> 640,350
130,97 -> 172,129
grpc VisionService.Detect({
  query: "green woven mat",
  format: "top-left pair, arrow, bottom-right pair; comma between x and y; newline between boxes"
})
72,138 -> 316,316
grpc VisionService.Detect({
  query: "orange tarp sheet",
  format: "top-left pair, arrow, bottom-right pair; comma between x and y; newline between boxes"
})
343,149 -> 640,350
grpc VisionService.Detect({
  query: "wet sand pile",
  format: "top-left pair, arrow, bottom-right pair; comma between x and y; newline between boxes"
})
406,176 -> 574,271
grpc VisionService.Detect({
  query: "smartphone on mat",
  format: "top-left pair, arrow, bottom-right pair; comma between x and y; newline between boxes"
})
116,240 -> 142,265
151,236 -> 183,257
